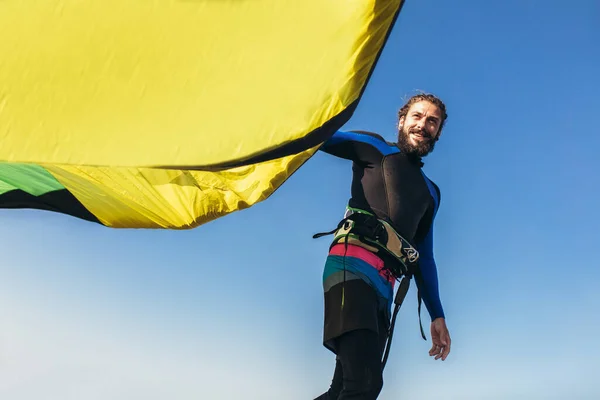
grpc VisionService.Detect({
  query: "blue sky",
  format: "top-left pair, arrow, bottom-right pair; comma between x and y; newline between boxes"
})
1,1 -> 599,399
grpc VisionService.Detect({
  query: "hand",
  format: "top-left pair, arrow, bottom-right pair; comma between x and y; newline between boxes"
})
429,317 -> 451,361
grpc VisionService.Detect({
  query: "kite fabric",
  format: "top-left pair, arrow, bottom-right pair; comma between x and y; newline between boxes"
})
0,150 -> 316,228
0,0 -> 405,229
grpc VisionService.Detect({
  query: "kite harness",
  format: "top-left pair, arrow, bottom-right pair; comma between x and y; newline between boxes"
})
313,207 -> 427,370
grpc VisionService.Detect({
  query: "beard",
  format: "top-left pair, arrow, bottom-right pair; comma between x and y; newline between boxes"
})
397,126 -> 437,157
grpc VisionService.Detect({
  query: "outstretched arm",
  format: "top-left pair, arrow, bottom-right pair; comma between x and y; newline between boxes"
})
319,130 -> 395,164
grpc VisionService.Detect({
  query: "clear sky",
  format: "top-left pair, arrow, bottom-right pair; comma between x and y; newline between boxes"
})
1,1 -> 598,399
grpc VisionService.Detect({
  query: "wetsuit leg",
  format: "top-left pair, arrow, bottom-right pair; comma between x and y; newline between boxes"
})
332,329 -> 384,399
318,249 -> 393,399
314,358 -> 343,399
316,311 -> 390,400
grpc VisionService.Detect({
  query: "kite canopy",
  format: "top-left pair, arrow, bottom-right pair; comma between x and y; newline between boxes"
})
0,0 -> 404,228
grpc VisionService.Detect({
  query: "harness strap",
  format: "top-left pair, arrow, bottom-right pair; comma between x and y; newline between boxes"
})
381,276 -> 410,369
381,277 -> 427,370
418,292 -> 426,340
312,223 -> 344,239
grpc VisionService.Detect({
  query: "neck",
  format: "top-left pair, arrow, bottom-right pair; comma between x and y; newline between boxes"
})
407,152 -> 424,167
395,142 -> 424,167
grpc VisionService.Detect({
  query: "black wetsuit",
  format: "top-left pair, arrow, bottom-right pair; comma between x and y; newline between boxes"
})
315,130 -> 445,400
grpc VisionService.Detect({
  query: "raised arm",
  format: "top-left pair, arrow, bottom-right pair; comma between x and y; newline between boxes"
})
319,130 -> 395,164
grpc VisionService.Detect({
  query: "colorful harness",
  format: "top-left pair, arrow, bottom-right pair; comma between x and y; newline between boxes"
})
314,206 -> 427,369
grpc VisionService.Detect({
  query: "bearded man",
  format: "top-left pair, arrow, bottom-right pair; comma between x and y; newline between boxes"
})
314,93 -> 452,400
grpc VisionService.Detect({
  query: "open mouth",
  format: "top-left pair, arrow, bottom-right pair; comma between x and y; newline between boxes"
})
410,131 -> 428,142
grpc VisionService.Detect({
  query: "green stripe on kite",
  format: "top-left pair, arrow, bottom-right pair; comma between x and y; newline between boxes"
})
0,164 -> 65,196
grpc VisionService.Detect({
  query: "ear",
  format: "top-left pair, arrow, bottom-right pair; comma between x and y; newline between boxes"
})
398,115 -> 405,130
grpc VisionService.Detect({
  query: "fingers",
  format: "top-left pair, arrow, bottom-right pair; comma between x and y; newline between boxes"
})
429,345 -> 439,357
429,344 -> 447,360
429,343 -> 442,358
429,344 -> 436,356
441,333 -> 451,361
440,343 -> 450,361
437,333 -> 451,361
429,335 -> 451,361
429,319 -> 452,361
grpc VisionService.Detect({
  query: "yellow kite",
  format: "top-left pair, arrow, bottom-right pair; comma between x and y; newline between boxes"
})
0,0 -> 405,228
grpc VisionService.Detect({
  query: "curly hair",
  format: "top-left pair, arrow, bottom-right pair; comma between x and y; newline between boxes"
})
397,93 -> 448,133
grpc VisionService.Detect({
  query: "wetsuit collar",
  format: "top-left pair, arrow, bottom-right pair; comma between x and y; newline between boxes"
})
407,153 -> 424,168
406,154 -> 425,168
394,143 -> 424,167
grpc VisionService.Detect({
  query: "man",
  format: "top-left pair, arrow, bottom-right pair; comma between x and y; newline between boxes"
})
314,93 -> 451,399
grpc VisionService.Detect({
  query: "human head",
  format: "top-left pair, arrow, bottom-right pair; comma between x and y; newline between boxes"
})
397,93 -> 448,157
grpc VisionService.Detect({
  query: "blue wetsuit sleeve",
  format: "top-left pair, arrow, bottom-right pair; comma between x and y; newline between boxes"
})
319,130 -> 395,163
415,215 -> 445,321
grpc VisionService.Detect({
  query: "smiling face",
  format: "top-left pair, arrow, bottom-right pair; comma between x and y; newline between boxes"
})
397,100 -> 444,157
